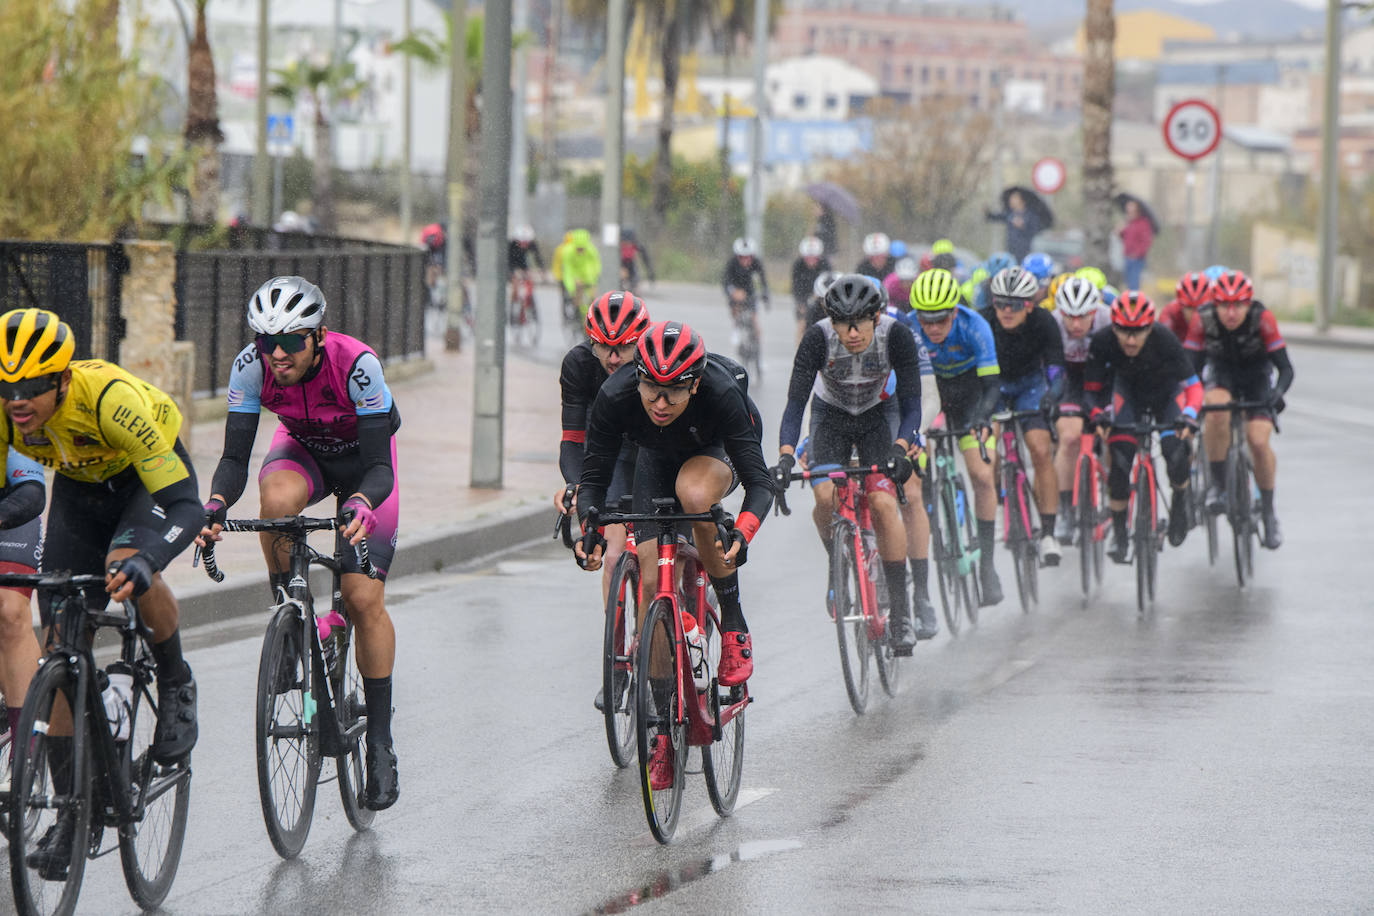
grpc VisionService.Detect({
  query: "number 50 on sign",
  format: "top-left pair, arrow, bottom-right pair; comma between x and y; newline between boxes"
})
1162,99 -> 1222,161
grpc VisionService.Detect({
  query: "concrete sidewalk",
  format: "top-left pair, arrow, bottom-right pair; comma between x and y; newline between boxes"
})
169,335 -> 563,628
1279,320 -> 1374,351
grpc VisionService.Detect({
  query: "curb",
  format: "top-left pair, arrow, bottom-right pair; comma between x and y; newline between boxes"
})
1281,331 -> 1374,352
176,500 -> 552,631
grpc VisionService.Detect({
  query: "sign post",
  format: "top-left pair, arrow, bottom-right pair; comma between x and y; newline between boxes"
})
1163,99 -> 1222,271
266,114 -> 296,224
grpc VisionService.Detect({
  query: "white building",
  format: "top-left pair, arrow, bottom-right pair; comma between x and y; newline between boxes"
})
763,55 -> 878,120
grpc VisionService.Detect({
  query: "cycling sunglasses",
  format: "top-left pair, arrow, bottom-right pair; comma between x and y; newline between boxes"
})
992,297 -> 1029,313
638,379 -> 693,406
255,332 -> 313,355
915,309 -> 955,325
1112,324 -> 1150,339
0,374 -> 60,402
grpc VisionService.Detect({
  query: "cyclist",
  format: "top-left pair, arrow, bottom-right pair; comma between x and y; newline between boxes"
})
1075,265 -> 1108,290
882,257 -> 921,315
981,267 -> 1067,565
803,270 -> 840,328
723,237 -> 769,352
1084,292 -> 1203,561
855,232 -> 895,281
792,236 -> 833,341
776,275 -> 932,648
902,269 -> 1005,605
1182,270 -> 1294,549
619,228 -> 656,291
559,229 -> 602,322
574,322 -> 771,784
0,308 -> 204,872
1021,252 -> 1055,300
960,267 -> 991,311
0,442 -> 44,759
1050,276 -> 1113,544
199,277 -> 402,811
555,290 -> 651,710
507,224 -> 545,324
1160,271 -> 1212,342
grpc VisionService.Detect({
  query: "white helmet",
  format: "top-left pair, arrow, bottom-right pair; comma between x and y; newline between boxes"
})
812,270 -> 839,299
798,236 -> 823,258
732,237 -> 758,258
862,232 -> 890,257
894,257 -> 920,282
513,224 -> 535,242
247,276 -> 327,334
1054,276 -> 1103,317
989,266 -> 1040,300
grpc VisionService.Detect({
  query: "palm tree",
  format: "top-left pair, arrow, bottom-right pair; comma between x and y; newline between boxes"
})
1082,0 -> 1116,272
270,51 -> 368,233
184,0 -> 223,224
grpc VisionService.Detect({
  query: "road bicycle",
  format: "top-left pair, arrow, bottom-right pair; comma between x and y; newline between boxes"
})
197,517 -> 377,859
775,464 -> 908,715
727,295 -> 763,381
581,500 -> 748,845
1059,407 -> 1109,601
1106,419 -> 1178,614
7,571 -> 191,916
508,271 -> 540,349
1201,400 -> 1275,587
922,427 -> 988,636
562,283 -> 594,346
992,409 -> 1045,614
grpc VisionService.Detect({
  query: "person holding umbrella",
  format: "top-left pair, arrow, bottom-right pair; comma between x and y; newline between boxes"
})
1116,194 -> 1158,291
985,188 -> 1051,263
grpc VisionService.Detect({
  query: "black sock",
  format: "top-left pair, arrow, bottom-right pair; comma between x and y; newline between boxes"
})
1059,490 -> 1072,513
882,561 -> 908,614
364,676 -> 393,746
1260,489 -> 1274,513
710,574 -> 746,633
1041,513 -> 1056,536
1210,461 -> 1226,487
152,632 -> 191,686
1112,508 -> 1128,540
977,519 -> 996,556
48,737 -> 73,796
909,558 -> 929,599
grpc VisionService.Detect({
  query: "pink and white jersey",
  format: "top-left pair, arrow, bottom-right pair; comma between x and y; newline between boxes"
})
1054,305 -> 1112,364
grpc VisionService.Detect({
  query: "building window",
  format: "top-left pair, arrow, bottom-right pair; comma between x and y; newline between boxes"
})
936,66 -> 946,82
921,65 -> 930,84
794,93 -> 807,110
824,94 -> 839,110
956,67 -> 965,86
904,63 -> 913,80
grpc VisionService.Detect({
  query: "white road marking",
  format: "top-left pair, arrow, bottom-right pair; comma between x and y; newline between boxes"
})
632,786 -> 777,847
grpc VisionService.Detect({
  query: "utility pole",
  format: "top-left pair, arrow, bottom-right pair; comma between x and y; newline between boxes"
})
599,0 -> 628,283
472,0 -> 513,489
510,0 -> 531,230
1206,63 -> 1226,264
446,1 -> 469,351
746,0 -> 769,249
1316,0 -> 1342,334
399,0 -> 413,242
252,0 -> 270,226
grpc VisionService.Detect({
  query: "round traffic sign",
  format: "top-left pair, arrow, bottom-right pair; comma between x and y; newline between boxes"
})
1163,99 -> 1222,161
1031,157 -> 1066,194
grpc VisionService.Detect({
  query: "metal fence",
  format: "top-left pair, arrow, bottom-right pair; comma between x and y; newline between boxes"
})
0,241 -> 125,362
174,248 -> 428,396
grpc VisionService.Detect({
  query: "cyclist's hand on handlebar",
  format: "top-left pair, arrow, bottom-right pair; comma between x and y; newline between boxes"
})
552,484 -> 577,515
886,442 -> 915,484
1039,391 -> 1059,417
575,527 -> 606,571
1176,412 -> 1199,440
197,497 -> 227,547
107,553 -> 155,602
772,452 -> 796,491
339,496 -> 377,546
716,527 -> 749,568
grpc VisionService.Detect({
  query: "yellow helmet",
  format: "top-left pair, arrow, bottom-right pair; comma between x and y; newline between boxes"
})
1044,272 -> 1073,309
910,268 -> 963,312
0,309 -> 74,382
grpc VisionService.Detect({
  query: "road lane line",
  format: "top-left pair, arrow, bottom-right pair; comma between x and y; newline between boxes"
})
631,786 -> 777,847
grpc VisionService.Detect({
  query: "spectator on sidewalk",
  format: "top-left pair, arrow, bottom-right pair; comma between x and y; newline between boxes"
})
1119,199 -> 1155,291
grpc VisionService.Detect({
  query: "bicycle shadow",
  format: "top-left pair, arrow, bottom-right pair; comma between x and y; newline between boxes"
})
254,829 -> 397,914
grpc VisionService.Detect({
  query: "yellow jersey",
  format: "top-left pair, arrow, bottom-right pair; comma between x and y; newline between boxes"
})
0,360 -> 188,492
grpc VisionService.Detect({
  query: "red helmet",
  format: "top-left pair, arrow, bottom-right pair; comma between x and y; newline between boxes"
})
585,290 -> 650,346
1175,271 -> 1213,309
635,321 -> 707,384
1212,270 -> 1253,305
1112,291 -> 1156,329
919,252 -> 935,272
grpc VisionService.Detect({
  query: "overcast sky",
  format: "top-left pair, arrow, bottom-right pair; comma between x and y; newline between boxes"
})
1169,0 -> 1326,6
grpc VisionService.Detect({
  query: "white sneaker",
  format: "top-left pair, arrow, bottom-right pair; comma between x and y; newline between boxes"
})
1053,513 -> 1075,545
1039,533 -> 1061,567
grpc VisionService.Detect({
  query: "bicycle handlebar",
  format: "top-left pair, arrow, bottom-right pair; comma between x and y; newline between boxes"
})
0,572 -> 107,592
773,463 -> 911,517
579,502 -> 734,570
925,427 -> 991,464
1200,399 -> 1281,434
194,515 -> 378,583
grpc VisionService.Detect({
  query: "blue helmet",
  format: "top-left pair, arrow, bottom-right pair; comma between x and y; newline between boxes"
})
1099,284 -> 1120,306
1203,264 -> 1228,281
889,240 -> 908,259
1021,252 -> 1054,281
985,251 -> 1015,276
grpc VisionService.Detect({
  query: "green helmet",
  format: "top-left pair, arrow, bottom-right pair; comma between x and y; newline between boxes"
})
960,268 -> 990,305
910,268 -> 962,312
1074,266 -> 1107,289
931,238 -> 955,256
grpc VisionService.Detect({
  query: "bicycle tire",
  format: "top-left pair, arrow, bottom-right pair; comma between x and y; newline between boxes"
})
1134,467 -> 1152,613
635,599 -> 686,844
10,658 -> 91,916
118,660 -> 191,909
701,614 -> 745,817
1196,449 -> 1219,566
935,482 -> 963,635
256,607 -> 320,859
958,478 -> 983,626
831,525 -> 870,715
1077,458 -> 1094,599
1093,464 -> 1107,587
872,558 -> 902,698
603,552 -> 639,769
334,620 -> 375,832
1231,449 -> 1256,586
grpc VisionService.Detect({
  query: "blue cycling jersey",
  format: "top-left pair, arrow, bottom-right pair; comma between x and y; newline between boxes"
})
901,305 -> 999,379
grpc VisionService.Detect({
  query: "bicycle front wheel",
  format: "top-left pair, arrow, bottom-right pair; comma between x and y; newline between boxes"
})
934,483 -> 963,636
334,621 -> 375,833
1077,459 -> 1095,599
831,526 -> 870,715
118,662 -> 191,910
958,479 -> 983,626
603,552 -> 639,769
1134,470 -> 1153,614
1229,452 -> 1255,586
256,608 -> 320,859
702,621 -> 745,818
635,599 -> 686,844
11,658 -> 92,916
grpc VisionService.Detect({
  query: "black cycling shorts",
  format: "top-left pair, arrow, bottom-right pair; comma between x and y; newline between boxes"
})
1205,363 -> 1276,422
809,398 -> 892,468
631,446 -> 738,522
935,371 -> 984,431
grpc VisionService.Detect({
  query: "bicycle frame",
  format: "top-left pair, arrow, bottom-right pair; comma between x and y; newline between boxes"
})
925,428 -> 986,578
993,410 -> 1042,545
1062,410 -> 1109,544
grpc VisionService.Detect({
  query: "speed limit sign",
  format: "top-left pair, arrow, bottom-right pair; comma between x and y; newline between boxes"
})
1163,99 -> 1222,161
1031,157 -> 1066,194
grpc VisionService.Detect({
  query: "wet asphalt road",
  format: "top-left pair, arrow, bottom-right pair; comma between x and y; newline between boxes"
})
30,286 -> 1374,914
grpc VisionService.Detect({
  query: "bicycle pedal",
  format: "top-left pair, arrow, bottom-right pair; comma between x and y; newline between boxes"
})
892,645 -> 915,657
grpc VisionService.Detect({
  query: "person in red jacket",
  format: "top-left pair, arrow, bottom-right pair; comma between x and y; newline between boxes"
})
1159,271 -> 1212,341
1118,199 -> 1155,290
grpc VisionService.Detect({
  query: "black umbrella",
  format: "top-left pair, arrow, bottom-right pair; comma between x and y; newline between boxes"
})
999,185 -> 1054,231
1114,192 -> 1160,234
805,182 -> 862,226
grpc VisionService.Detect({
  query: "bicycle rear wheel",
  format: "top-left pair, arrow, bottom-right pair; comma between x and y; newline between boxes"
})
873,572 -> 902,698
334,621 -> 375,832
958,479 -> 983,626
10,659 -> 91,916
635,599 -> 686,844
701,620 -> 745,818
831,525 -> 870,715
256,607 -> 320,859
1230,452 -> 1254,586
603,552 -> 639,769
1077,459 -> 1094,599
118,660 -> 191,910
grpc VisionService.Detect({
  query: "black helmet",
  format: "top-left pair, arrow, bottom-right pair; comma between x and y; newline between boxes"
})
822,274 -> 885,323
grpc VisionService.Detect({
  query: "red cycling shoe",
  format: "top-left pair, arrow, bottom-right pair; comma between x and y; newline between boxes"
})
647,734 -> 674,790
718,632 -> 753,687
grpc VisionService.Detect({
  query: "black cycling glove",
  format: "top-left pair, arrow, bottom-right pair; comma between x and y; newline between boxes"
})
109,554 -> 156,598
886,443 -> 914,485
772,453 -> 796,491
